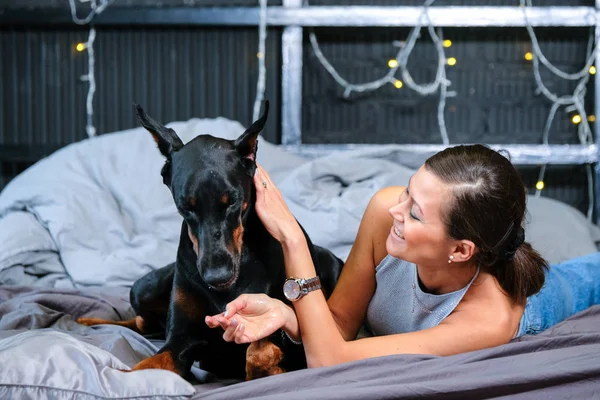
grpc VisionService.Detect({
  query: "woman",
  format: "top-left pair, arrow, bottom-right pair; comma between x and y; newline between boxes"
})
205,144 -> 600,368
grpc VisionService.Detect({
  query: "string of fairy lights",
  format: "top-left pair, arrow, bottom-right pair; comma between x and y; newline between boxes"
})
70,0 -> 269,133
68,0 -> 597,219
303,0 -> 598,220
520,0 -> 597,220
307,0 -> 455,145
69,0 -> 115,138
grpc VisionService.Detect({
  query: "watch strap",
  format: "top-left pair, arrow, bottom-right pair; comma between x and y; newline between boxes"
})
301,276 -> 321,295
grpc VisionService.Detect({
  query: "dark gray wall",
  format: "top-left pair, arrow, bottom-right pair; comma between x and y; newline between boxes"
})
0,0 -> 595,215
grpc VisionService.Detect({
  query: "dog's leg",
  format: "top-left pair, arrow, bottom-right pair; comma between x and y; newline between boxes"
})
245,338 -> 286,380
76,264 -> 174,335
128,274 -> 206,377
77,316 -> 145,333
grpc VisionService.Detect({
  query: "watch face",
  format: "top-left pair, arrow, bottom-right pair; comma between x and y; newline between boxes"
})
283,279 -> 301,300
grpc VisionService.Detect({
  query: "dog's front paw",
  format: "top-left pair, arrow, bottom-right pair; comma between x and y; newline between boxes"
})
131,351 -> 182,375
245,338 -> 285,380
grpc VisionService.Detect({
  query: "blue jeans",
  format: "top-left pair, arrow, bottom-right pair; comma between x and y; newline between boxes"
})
516,251 -> 600,337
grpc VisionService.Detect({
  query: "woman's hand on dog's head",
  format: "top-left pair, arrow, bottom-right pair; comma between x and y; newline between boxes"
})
253,164 -> 305,246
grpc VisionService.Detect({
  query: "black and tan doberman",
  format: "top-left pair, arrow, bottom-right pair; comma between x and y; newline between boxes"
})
78,101 -> 344,381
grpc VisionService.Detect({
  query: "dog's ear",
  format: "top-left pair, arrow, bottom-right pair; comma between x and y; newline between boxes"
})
134,103 -> 184,158
234,100 -> 269,171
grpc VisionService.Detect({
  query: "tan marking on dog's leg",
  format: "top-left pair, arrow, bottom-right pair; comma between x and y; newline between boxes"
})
77,316 -> 145,334
245,338 -> 285,381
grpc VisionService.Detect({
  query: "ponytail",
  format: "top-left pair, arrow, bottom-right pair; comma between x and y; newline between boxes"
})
492,242 -> 548,304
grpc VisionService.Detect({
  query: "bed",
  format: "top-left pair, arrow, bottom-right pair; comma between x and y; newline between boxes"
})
1,115 -> 600,399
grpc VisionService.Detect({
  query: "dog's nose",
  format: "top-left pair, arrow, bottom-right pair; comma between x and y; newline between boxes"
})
203,269 -> 235,290
199,257 -> 238,290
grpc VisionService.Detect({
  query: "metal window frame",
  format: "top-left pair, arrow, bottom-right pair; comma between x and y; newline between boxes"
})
275,3 -> 600,220
3,2 -> 598,215
271,4 -> 600,160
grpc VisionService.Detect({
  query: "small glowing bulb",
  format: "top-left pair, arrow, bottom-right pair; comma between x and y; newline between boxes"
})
394,80 -> 403,89
443,40 -> 452,48
76,43 -> 86,52
536,181 -> 544,190
388,59 -> 398,68
588,115 -> 596,122
589,66 -> 596,75
572,115 -> 582,124
257,52 -> 263,59
447,57 -> 457,66
524,52 -> 533,61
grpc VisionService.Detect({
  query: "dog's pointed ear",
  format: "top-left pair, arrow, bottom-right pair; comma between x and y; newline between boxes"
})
234,100 -> 269,168
134,103 -> 184,158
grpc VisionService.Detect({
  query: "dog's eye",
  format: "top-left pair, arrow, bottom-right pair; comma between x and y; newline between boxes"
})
220,193 -> 238,208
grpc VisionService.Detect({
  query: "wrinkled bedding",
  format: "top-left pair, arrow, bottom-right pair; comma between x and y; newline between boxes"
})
1,116 -> 600,398
0,285 -> 598,399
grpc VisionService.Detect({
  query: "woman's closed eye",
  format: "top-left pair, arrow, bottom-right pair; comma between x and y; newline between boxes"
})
409,209 -> 420,221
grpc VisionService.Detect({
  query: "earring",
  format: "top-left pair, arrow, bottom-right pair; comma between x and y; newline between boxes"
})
448,255 -> 454,264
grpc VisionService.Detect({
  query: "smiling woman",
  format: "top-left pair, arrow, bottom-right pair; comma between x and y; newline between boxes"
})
206,144 -> 600,368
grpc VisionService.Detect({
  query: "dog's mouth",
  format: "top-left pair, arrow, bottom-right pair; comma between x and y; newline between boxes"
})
204,263 -> 240,292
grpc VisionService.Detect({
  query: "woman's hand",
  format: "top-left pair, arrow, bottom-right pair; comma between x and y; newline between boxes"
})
253,163 -> 304,244
205,293 -> 295,344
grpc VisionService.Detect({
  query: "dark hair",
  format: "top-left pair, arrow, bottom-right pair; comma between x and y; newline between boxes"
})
424,144 -> 549,304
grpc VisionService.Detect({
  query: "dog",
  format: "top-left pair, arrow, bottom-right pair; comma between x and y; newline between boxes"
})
77,101 -> 344,381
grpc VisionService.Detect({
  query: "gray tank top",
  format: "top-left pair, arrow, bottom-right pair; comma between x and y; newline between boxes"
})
366,255 -> 480,336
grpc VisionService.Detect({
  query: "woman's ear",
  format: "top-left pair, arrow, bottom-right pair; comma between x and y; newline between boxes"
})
450,240 -> 476,263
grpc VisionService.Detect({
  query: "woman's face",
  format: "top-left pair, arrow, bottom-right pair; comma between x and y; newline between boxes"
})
386,166 -> 456,266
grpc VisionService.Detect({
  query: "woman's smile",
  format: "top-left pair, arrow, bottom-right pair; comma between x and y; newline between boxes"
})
391,224 -> 405,241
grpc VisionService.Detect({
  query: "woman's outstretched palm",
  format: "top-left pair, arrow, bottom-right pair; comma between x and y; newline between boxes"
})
205,293 -> 288,344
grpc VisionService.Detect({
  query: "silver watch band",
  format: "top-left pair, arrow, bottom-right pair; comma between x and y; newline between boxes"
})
301,276 -> 321,295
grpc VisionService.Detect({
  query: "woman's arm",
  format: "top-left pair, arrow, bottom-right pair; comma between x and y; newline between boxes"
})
325,186 -> 399,340
254,166 -> 516,367
251,165 -> 381,364
323,308 -> 515,366
282,242 -> 514,368
206,186 -> 400,344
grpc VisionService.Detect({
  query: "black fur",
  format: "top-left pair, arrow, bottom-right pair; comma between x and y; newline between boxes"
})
91,101 -> 344,381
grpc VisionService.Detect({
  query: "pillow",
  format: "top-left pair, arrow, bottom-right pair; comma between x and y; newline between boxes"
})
0,330 -> 195,400
524,195 -> 600,265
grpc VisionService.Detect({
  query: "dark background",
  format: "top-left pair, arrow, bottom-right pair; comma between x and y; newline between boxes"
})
0,0 -> 595,214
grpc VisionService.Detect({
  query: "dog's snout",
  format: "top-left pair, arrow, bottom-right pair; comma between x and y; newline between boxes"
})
198,253 -> 239,291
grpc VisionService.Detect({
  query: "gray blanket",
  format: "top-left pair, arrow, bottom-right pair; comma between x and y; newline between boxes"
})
0,286 -> 598,399
196,307 -> 600,400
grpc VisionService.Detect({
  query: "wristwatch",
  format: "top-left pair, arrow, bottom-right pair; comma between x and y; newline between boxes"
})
283,276 -> 321,302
